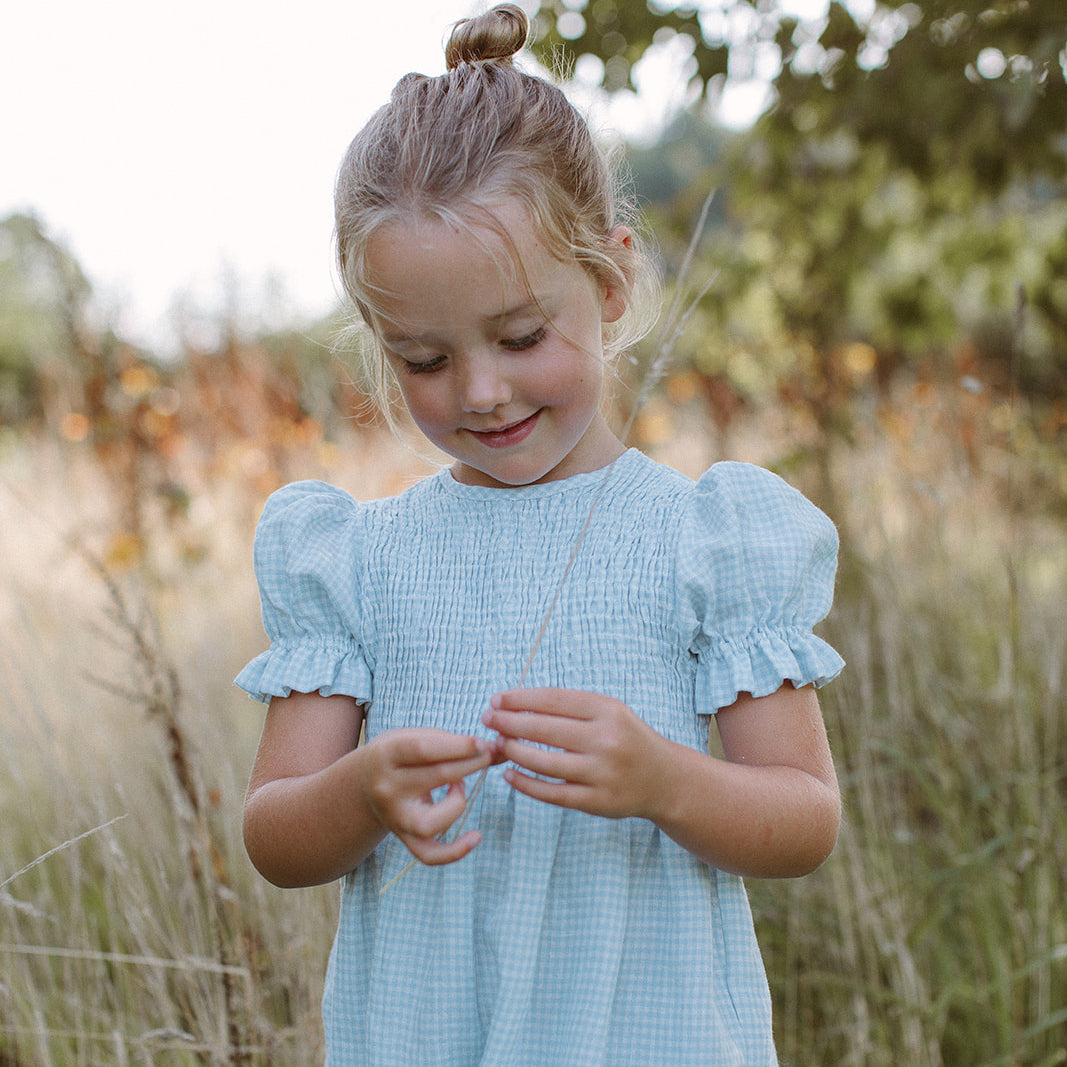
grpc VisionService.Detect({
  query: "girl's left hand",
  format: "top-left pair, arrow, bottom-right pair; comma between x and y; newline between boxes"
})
481,688 -> 668,820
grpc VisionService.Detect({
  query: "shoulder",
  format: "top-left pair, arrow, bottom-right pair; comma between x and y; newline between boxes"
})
609,449 -> 694,517
251,475 -> 447,567
254,477 -> 423,548
250,480 -> 369,581
676,461 -> 840,629
685,461 -> 838,553
692,459 -> 820,512
256,479 -> 360,532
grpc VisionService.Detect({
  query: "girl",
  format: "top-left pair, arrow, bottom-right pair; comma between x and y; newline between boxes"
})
238,5 -> 844,1064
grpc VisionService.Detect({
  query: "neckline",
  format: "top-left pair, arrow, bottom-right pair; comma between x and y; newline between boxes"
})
433,447 -> 646,501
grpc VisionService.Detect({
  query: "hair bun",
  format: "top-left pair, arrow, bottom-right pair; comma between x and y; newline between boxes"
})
445,3 -> 528,70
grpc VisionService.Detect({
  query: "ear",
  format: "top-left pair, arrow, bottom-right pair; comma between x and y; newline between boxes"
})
600,226 -> 633,325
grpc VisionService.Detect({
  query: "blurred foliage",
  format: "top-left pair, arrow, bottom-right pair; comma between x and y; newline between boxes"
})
525,10 -> 1067,1059
3,2 -> 1065,530
536,0 -> 1067,191
1,18 -> 1063,1058
0,212 -> 93,424
533,0 -> 1067,440
0,211 -> 378,558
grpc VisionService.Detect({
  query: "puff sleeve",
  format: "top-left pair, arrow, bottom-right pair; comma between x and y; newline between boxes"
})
677,462 -> 845,712
235,480 -> 373,705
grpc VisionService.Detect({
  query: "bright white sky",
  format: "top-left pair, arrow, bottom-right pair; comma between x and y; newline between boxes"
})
2,0 -> 484,350
0,0 -> 826,353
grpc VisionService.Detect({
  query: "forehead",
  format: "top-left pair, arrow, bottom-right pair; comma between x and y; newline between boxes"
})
363,200 -> 579,329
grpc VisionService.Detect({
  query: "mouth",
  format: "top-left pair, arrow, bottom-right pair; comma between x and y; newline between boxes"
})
468,410 -> 542,449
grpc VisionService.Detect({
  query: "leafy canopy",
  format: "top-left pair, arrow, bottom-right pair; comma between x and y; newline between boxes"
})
531,1 -> 1067,398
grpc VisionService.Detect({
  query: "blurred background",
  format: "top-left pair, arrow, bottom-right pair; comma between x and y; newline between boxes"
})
1,1 -> 1064,1064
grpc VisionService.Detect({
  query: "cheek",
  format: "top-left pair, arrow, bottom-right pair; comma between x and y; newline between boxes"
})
545,345 -> 602,393
397,379 -> 447,427
571,357 -> 604,399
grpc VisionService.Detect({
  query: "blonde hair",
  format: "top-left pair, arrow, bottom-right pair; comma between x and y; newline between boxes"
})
333,3 -> 659,413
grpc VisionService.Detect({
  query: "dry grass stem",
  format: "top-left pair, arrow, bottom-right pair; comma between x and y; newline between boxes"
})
381,191 -> 720,893
0,942 -> 250,978
3,205 -> 1062,1061
0,815 -> 128,892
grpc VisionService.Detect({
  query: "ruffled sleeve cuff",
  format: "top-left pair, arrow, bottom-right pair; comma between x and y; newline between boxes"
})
236,480 -> 373,705
695,625 -> 845,712
235,633 -> 373,704
677,461 -> 845,713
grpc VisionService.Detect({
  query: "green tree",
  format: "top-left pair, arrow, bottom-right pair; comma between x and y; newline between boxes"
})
0,212 -> 94,424
532,1 -> 1067,400
535,1 -> 1067,191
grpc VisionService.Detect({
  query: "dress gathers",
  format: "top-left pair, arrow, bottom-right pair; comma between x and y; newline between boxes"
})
237,449 -> 844,1066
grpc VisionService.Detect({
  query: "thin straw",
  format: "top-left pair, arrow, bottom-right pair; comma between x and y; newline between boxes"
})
380,191 -> 717,894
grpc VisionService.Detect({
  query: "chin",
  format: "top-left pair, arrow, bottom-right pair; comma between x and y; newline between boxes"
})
455,457 -> 559,488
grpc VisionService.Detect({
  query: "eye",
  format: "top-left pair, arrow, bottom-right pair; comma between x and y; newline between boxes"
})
401,354 -> 447,375
500,326 -> 546,352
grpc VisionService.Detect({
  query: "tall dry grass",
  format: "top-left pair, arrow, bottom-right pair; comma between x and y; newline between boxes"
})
0,407 -> 436,1065
748,379 -> 1066,1066
0,354 -> 1063,1064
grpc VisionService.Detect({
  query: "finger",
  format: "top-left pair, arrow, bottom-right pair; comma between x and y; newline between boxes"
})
400,828 -> 482,866
482,708 -> 585,750
397,781 -> 470,840
503,767 -> 588,811
489,689 -> 596,718
496,739 -> 590,783
388,751 -> 493,796
392,732 -> 491,768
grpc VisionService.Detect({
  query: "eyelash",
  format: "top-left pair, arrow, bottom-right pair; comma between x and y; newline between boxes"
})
401,326 -> 547,374
402,355 -> 447,375
501,326 -> 547,352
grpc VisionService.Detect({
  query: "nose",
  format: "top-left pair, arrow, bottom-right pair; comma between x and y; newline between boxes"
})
460,352 -> 511,413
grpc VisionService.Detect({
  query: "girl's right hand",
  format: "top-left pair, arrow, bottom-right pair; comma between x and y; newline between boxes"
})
357,729 -> 494,866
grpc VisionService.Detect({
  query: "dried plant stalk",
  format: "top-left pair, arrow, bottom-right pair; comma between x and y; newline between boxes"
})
0,815 -> 128,892
381,191 -> 717,894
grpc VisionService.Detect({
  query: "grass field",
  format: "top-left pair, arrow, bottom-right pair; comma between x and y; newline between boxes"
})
1,366 -> 1063,1065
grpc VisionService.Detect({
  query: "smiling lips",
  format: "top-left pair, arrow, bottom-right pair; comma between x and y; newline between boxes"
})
468,410 -> 542,449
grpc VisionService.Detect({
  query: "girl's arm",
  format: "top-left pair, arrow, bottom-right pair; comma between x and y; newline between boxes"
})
244,690 -> 493,888
482,683 -> 840,878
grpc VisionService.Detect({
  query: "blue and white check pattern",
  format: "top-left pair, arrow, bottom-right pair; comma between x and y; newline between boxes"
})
237,449 -> 844,1065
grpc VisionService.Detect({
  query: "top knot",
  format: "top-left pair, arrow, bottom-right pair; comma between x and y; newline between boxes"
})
445,3 -> 529,70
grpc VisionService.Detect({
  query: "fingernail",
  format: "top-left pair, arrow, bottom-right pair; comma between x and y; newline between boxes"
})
489,693 -> 503,709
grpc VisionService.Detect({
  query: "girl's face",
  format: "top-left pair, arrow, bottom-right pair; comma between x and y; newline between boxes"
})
363,199 -> 629,488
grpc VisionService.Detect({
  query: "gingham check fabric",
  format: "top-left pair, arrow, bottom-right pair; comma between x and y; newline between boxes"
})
237,449 -> 844,1065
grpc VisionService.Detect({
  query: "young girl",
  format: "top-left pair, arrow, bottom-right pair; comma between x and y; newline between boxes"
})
238,5 -> 844,1063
